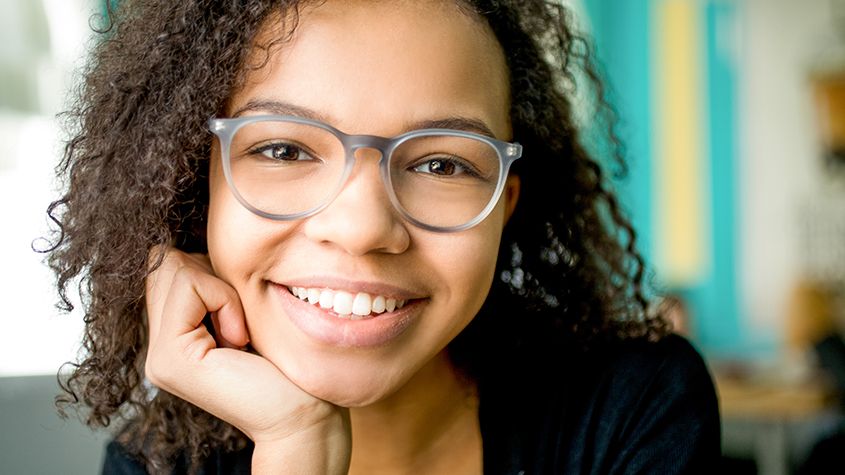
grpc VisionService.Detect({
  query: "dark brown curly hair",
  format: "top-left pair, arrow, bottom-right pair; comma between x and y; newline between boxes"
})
43,0 -> 669,471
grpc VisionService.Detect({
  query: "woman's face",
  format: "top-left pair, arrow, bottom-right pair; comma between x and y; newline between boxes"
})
207,0 -> 518,406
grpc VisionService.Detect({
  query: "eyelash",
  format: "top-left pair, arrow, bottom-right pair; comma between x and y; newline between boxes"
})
410,156 -> 484,179
248,142 -> 318,162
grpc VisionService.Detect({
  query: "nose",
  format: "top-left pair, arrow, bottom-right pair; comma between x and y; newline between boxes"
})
302,147 -> 410,256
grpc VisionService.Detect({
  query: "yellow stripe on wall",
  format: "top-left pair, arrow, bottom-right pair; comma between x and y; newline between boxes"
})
651,0 -> 711,285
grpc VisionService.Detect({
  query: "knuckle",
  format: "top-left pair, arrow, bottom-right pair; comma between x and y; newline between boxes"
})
150,246 -> 188,273
171,264 -> 199,288
146,244 -> 171,272
146,248 -> 183,289
171,263 -> 190,281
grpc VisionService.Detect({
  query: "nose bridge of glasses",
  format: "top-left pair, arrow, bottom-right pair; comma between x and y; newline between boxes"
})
330,134 -> 400,224
343,134 -> 393,164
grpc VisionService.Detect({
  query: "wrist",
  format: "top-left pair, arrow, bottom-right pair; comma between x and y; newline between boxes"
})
251,410 -> 351,475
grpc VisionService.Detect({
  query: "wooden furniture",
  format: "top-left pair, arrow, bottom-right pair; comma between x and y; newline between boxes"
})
716,372 -> 839,475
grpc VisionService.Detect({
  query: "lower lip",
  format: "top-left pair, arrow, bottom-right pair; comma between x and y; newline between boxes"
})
273,284 -> 423,348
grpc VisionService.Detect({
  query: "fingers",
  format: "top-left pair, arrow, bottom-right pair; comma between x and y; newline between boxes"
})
146,246 -> 248,347
211,310 -> 250,349
158,266 -> 243,337
145,252 -> 249,396
142,247 -> 349,453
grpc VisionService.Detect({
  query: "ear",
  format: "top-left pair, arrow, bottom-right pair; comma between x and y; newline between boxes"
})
503,174 -> 520,224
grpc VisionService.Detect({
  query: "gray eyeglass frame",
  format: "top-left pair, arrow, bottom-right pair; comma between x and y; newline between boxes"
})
208,114 -> 522,233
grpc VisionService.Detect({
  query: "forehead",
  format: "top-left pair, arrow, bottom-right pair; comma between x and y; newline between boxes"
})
228,0 -> 511,138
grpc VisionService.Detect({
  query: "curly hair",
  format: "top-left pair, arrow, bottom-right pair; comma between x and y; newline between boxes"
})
43,0 -> 669,471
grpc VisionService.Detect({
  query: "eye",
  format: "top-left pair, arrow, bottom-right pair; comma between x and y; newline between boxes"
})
250,142 -> 316,162
412,157 -> 472,176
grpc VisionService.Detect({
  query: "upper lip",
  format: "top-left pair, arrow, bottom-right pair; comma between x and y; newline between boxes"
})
272,276 -> 427,300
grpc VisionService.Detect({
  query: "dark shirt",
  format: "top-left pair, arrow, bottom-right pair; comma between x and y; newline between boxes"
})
103,334 -> 720,474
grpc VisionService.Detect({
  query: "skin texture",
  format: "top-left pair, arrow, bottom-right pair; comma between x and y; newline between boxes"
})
151,1 -> 519,472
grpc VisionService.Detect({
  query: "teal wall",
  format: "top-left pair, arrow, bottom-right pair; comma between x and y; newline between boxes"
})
582,0 -> 745,355
582,0 -> 655,264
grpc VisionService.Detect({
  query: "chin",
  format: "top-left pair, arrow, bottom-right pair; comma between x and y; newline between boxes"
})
307,385 -> 387,408
290,368 -> 398,407
273,352 -> 410,408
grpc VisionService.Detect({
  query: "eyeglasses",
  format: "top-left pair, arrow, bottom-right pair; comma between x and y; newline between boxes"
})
208,115 -> 522,232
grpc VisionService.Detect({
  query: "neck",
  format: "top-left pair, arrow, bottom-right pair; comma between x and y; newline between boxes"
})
347,351 -> 482,475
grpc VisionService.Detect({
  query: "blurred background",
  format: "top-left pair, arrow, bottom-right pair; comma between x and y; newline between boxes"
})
1,0 -> 844,473
580,0 -> 845,473
0,1 -> 110,473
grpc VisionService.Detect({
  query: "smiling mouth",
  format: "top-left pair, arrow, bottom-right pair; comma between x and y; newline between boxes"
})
287,286 -> 410,320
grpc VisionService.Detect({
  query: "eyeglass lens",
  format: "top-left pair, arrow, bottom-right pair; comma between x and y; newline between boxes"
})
227,119 -> 502,229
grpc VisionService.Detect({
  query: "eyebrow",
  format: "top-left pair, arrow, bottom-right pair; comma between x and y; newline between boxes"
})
231,99 -> 499,138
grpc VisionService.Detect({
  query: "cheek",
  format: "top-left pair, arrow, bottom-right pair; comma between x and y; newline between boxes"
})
206,158 -> 294,285
420,211 -> 506,325
207,159 -> 247,277
432,234 -> 499,294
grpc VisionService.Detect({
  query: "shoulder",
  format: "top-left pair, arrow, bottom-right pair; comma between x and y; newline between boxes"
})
567,334 -> 722,473
596,333 -> 717,406
521,333 -> 717,409
480,334 -> 721,474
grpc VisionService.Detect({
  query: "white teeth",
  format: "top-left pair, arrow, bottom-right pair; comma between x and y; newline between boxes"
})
372,295 -> 386,313
332,291 -> 354,316
288,286 -> 411,318
352,293 -> 372,316
318,289 -> 334,309
307,288 -> 320,304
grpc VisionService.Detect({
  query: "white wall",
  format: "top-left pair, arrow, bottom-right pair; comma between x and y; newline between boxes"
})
739,0 -> 845,344
0,0 -> 95,376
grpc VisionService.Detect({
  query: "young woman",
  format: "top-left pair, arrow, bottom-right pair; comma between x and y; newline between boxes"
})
46,0 -> 720,473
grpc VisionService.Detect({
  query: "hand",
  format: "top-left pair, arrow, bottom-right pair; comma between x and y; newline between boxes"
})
144,246 -> 350,473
